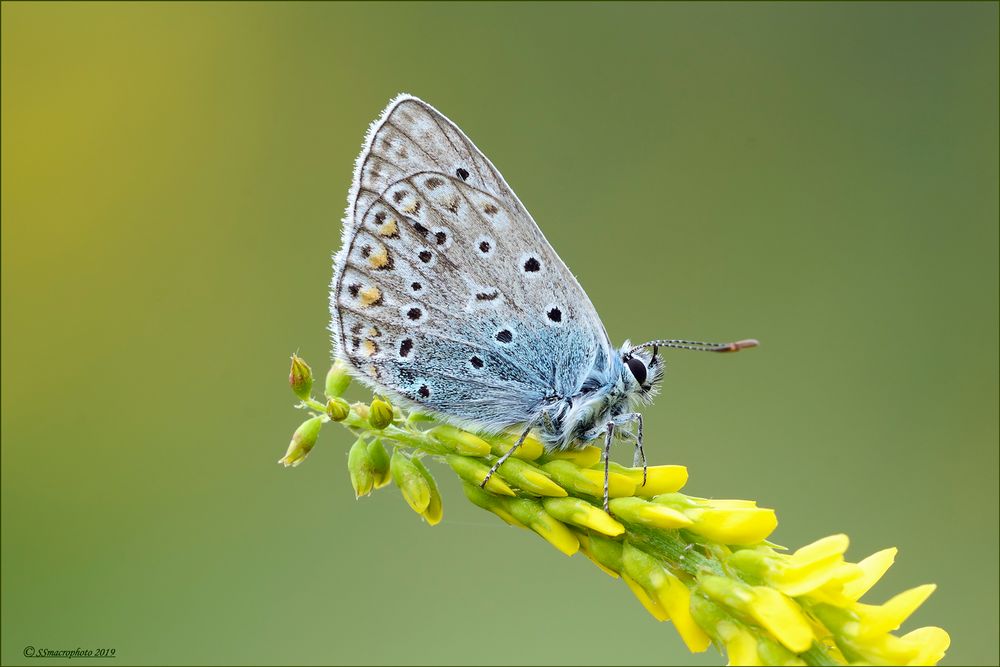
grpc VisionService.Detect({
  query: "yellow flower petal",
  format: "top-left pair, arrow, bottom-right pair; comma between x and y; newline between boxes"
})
542,497 -> 624,537
610,463 -> 689,496
579,468 -> 636,498
901,626 -> 951,666
718,621 -> 761,666
854,584 -> 937,638
748,586 -> 815,653
428,425 -> 492,456
657,571 -> 711,652
609,497 -> 694,529
623,574 -> 670,621
842,547 -> 897,601
487,431 -> 546,461
688,507 -> 778,545
507,498 -> 579,556
546,444 -> 602,467
790,534 -> 849,565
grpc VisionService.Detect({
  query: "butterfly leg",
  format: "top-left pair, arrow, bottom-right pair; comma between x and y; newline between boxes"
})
629,413 -> 647,486
480,424 -> 532,488
602,421 -> 615,514
611,412 -> 647,486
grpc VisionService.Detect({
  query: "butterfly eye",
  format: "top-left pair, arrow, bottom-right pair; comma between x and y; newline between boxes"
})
626,357 -> 647,386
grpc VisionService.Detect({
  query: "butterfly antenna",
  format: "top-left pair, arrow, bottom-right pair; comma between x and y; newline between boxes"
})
629,338 -> 759,355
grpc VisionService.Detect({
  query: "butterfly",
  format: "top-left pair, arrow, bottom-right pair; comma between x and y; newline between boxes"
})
330,94 -> 757,511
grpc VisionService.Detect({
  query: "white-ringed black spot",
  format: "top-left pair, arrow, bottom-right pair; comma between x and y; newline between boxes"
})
407,307 -> 422,321
418,385 -> 430,398
475,235 -> 495,258
523,257 -> 541,272
456,167 -> 470,181
434,231 -> 447,245
411,281 -> 422,292
418,250 -> 433,263
470,356 -> 484,369
348,284 -> 360,298
399,338 -> 414,357
547,307 -> 562,323
496,329 -> 514,344
413,222 -> 429,237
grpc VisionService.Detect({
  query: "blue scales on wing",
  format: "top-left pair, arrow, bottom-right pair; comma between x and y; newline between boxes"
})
330,94 -> 612,434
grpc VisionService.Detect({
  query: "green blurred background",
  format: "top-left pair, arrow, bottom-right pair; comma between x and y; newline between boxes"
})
2,2 -> 997,665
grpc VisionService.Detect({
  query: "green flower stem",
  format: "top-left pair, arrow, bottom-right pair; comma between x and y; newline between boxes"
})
280,358 -> 950,667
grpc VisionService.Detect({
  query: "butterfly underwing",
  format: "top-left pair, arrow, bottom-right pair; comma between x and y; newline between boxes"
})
330,94 -> 756,507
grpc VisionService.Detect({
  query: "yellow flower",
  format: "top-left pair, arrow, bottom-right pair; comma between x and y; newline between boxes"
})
608,462 -> 689,497
279,360 -> 952,667
622,542 -> 710,652
650,494 -> 777,545
700,576 -> 814,653
496,457 -> 567,497
507,497 -> 579,556
428,425 -> 493,457
609,497 -> 693,529
445,455 -> 516,496
543,497 -> 623,536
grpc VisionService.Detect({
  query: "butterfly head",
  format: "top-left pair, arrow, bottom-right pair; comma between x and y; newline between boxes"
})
619,341 -> 665,402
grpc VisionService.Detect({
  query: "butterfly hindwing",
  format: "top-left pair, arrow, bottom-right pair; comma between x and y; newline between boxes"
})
331,95 -> 610,432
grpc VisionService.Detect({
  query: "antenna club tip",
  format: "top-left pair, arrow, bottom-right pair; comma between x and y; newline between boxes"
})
717,339 -> 760,352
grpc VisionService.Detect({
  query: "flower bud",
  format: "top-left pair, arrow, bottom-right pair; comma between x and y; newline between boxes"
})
445,455 -> 515,496
497,457 -> 567,497
390,450 -> 431,514
324,360 -> 352,398
506,497 -> 579,556
366,438 -> 392,488
577,531 -> 624,577
608,462 -> 688,496
428,425 -> 492,456
623,543 -> 710,652
543,497 -> 623,536
609,497 -> 693,529
347,438 -> 375,498
700,575 -> 813,653
486,431 -> 546,461
686,505 -> 778,545
540,460 -> 635,498
288,354 -> 313,400
325,397 -> 351,421
544,445 -> 602,468
461,482 -> 524,527
277,416 -> 323,467
411,457 -> 443,525
369,398 -> 394,430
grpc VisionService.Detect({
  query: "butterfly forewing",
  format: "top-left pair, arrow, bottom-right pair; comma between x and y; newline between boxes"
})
332,95 -> 610,432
